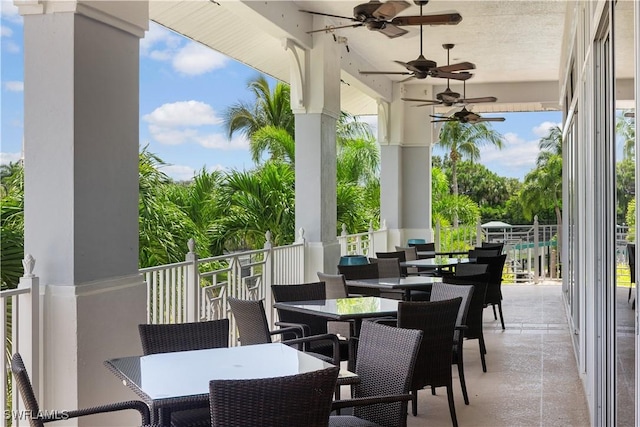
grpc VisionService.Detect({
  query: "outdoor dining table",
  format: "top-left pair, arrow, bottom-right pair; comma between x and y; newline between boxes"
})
417,250 -> 470,258
400,257 -> 473,275
345,276 -> 442,301
105,342 -> 358,426
273,296 -> 399,336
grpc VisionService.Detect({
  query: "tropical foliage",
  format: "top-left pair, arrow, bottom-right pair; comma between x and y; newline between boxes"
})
435,120 -> 504,226
1,162 -> 24,290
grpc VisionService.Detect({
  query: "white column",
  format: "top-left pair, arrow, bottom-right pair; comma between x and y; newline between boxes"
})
18,2 -> 148,425
289,33 -> 341,280
379,83 -> 434,248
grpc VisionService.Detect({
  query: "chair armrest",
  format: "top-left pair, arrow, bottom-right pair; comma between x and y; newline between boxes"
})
275,321 -> 310,336
284,333 -> 340,365
269,325 -> 304,339
51,400 -> 151,425
331,394 -> 412,410
455,325 -> 468,331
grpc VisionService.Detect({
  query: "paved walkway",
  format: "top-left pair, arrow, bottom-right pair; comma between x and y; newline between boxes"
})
407,283 -> 591,427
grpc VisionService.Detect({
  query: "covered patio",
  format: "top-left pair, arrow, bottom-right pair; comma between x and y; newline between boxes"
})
6,0 -> 639,426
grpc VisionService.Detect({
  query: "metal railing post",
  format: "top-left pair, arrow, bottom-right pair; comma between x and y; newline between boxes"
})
435,221 -> 441,251
17,254 -> 41,404
185,239 -> 199,322
534,216 -> 540,283
263,231 -> 275,327
476,219 -> 483,246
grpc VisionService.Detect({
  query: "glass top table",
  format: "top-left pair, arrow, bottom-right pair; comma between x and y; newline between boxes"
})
105,343 -> 357,425
273,296 -> 399,335
345,276 -> 442,300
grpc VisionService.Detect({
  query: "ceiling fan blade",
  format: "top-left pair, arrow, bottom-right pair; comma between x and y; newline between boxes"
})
395,60 -> 422,74
415,102 -> 441,107
360,70 -> 413,75
624,111 -> 635,118
378,24 -> 408,38
462,96 -> 498,104
437,61 -> 476,73
391,12 -> 462,26
477,117 -> 506,122
306,23 -> 363,34
431,71 -> 473,80
431,119 -> 453,123
372,0 -> 411,20
299,10 -> 358,22
402,97 -> 440,103
429,114 -> 447,119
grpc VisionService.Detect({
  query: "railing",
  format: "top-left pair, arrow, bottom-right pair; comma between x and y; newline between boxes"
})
337,221 -> 388,258
2,255 -> 40,427
139,232 -> 306,345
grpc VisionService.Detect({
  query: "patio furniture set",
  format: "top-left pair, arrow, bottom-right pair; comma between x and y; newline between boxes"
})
11,242 -> 508,427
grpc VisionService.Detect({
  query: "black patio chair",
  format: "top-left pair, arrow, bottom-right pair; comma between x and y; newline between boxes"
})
138,319 -> 230,426
329,320 -> 423,427
481,241 -> 505,252
338,263 -> 380,296
11,353 -> 150,427
397,298 -> 462,426
478,254 -> 508,330
443,264 -> 491,373
227,297 -> 340,365
138,319 -> 229,355
628,243 -> 636,306
271,283 -> 351,364
209,366 -> 340,427
317,272 -> 353,338
409,242 -> 436,259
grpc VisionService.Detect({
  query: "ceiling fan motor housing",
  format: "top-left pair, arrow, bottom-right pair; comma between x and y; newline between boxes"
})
353,2 -> 382,22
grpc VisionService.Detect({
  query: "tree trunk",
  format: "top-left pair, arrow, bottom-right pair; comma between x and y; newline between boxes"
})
452,159 -> 459,228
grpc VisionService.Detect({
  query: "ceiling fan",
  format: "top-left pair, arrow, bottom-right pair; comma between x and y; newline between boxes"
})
301,0 -> 462,39
430,106 -> 505,124
402,44 -> 498,106
358,4 -> 473,80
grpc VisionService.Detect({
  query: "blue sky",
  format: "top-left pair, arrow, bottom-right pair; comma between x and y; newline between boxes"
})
1,4 -> 562,182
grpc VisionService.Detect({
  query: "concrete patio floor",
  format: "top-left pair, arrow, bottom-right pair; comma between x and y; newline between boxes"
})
406,283 -> 592,427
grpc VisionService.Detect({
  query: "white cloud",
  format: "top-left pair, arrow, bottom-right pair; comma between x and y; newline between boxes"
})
480,132 -> 540,178
0,152 -> 22,165
2,40 -> 19,53
0,1 -> 22,24
140,22 -> 181,58
195,133 -> 250,150
143,100 -> 247,151
148,126 -> 199,146
144,101 -> 221,127
533,121 -> 562,138
1,25 -> 12,37
4,80 -> 23,92
159,164 -> 196,181
172,42 -> 228,76
141,23 -> 228,76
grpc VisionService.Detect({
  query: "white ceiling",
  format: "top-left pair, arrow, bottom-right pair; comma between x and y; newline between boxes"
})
149,0 -> 634,115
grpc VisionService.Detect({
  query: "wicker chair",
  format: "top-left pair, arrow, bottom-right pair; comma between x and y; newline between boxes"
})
138,319 -> 230,426
468,248 -> 502,258
628,243 -> 636,305
396,298 -> 462,426
444,265 -> 490,373
11,353 -> 150,427
481,241 -> 505,252
429,282 -> 475,406
478,254 -> 508,330
329,321 -> 423,427
317,272 -> 353,339
394,246 -> 419,276
337,263 -> 380,296
408,242 -> 436,259
271,282 -> 350,364
369,257 -> 402,278
138,319 -> 229,355
227,297 -> 340,365
209,366 -> 340,427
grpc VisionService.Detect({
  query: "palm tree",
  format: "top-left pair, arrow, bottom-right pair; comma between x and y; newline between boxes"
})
436,121 -> 503,226
616,112 -> 635,160
1,161 -> 24,290
223,76 -> 294,163
519,126 -> 562,242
